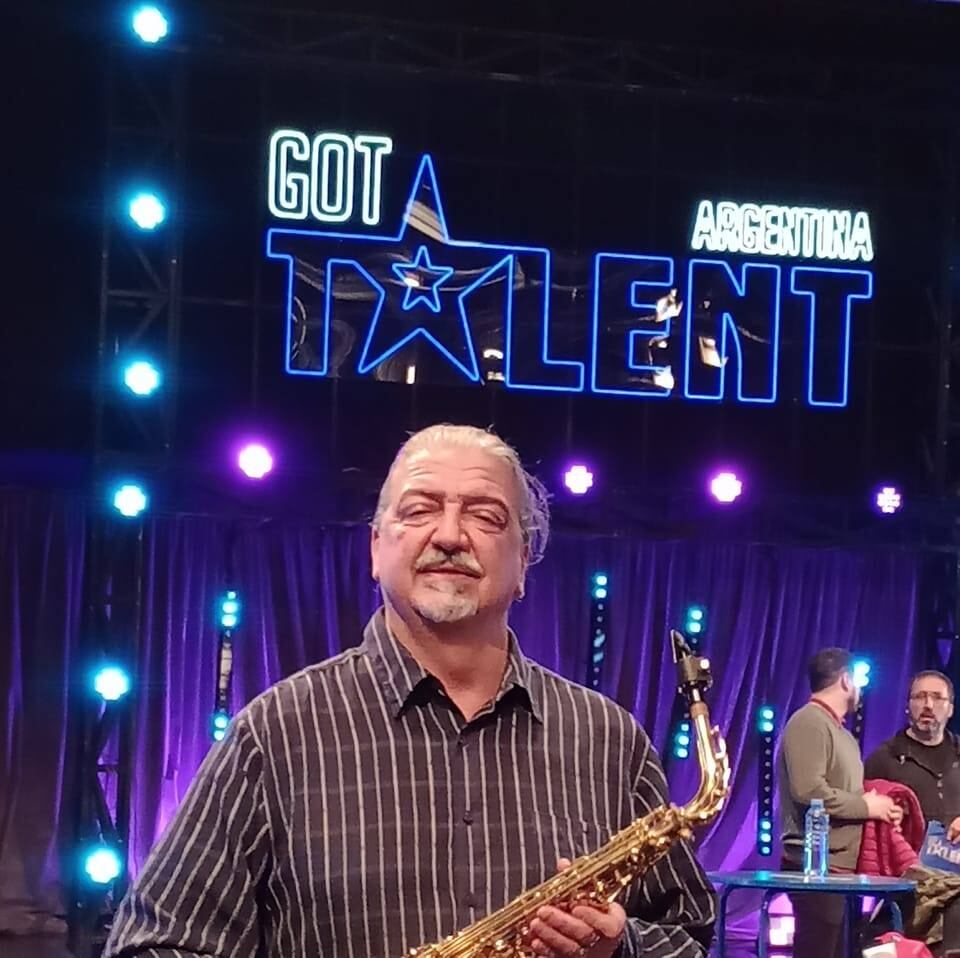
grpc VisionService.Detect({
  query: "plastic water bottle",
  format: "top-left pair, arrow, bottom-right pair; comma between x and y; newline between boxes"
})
803,798 -> 830,877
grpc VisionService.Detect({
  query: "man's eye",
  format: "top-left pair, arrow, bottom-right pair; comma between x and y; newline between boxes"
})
471,510 -> 506,526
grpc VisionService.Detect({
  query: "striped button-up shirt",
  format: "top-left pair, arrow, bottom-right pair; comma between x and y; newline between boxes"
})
105,610 -> 716,958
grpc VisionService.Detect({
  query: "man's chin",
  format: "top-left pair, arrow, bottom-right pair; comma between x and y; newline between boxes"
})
412,598 -> 480,625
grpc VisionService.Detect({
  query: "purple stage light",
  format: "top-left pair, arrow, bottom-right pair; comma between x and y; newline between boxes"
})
563,464 -> 594,495
237,442 -> 274,480
875,485 -> 903,515
709,470 -> 743,504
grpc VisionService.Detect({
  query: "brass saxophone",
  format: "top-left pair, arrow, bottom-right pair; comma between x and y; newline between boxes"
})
409,630 -> 731,958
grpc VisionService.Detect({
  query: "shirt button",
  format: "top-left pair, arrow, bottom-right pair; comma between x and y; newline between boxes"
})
465,892 -> 479,909
463,809 -> 474,825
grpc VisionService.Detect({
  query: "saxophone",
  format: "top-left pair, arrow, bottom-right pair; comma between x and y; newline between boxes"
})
408,630 -> 731,958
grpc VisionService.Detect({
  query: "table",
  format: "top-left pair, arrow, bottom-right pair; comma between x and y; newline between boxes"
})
708,871 -> 917,957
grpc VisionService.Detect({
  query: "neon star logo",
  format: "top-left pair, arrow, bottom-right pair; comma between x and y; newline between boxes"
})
391,245 -> 454,313
266,148 -> 874,405
266,153 -> 583,390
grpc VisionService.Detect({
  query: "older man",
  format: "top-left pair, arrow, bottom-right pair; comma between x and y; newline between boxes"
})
104,424 -> 716,958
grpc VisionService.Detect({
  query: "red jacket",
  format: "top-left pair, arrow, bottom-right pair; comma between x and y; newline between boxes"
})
856,779 -> 925,877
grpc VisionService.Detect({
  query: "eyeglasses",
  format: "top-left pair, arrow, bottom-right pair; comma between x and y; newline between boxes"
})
909,692 -> 952,705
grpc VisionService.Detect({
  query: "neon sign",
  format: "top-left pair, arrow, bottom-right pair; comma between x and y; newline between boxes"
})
267,145 -> 874,407
690,200 -> 874,263
267,129 -> 393,224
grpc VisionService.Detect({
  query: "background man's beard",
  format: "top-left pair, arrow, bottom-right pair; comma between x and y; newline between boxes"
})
913,718 -> 940,740
412,581 -> 480,623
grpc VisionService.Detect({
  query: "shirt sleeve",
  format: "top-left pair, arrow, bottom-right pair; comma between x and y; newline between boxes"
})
618,732 -> 716,958
781,714 -> 869,820
102,713 -> 271,958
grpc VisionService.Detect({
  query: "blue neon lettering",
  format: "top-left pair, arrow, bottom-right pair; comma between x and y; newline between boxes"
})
591,253 -> 676,397
267,152 -> 873,406
791,267 -> 873,407
683,259 -> 781,404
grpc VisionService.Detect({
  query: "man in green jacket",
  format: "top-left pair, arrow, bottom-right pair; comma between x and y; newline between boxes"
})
778,647 -> 903,958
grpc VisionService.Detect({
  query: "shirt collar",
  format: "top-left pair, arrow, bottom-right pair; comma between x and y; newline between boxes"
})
809,696 -> 844,727
361,608 -> 543,724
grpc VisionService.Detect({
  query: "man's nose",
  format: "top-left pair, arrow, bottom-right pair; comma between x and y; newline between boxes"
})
431,504 -> 467,550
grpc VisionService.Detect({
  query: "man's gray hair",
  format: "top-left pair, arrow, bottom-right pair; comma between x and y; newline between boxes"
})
371,424 -> 551,564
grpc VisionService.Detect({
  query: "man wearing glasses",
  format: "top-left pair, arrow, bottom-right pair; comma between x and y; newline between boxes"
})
865,670 -> 960,840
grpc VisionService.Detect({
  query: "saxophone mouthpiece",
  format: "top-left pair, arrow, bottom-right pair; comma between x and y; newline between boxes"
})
671,629 -> 713,699
670,629 -> 692,663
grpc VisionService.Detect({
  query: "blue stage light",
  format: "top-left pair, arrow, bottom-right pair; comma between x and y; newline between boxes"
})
93,665 -> 131,702
131,5 -> 169,44
128,192 -> 166,230
591,572 -> 608,600
220,590 -> 240,630
212,710 -> 230,741
111,483 -> 148,518
758,705 -> 776,734
83,845 -> 123,885
852,658 -> 872,689
685,606 -> 706,638
673,719 -> 692,760
123,359 -> 161,396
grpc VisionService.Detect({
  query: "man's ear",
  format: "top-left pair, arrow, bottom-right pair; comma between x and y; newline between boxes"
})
370,525 -> 380,582
515,544 -> 530,600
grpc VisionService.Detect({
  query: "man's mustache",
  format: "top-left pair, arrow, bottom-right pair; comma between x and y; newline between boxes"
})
415,550 -> 483,576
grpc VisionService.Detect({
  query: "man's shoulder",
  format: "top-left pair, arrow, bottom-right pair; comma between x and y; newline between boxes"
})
238,646 -> 367,731
527,661 -> 649,743
783,702 -> 830,734
870,731 -> 904,758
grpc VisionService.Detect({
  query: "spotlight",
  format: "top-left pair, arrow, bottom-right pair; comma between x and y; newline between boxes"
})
591,572 -> 608,600
127,192 -> 166,230
83,845 -> 123,885
563,464 -> 594,495
131,5 -> 169,44
875,485 -> 903,515
122,359 -> 161,396
756,704 -> 776,855
588,574 -> 608,689
852,658 -> 872,689
93,665 -> 131,702
673,719 -> 692,760
758,705 -> 775,735
709,471 -> 743,504
111,482 -> 148,518
685,605 -> 706,637
237,442 -> 274,480
211,709 -> 230,742
220,590 -> 240,630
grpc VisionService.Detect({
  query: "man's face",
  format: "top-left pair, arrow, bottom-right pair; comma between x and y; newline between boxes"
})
840,670 -> 861,713
371,443 -> 528,626
908,675 -> 954,740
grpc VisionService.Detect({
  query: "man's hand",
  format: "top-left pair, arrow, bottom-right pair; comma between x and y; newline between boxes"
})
863,790 -> 901,824
528,859 -> 626,958
947,817 -> 960,842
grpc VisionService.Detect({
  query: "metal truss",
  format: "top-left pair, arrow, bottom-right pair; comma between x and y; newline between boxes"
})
158,5 -> 960,123
66,516 -> 143,957
94,49 -> 187,464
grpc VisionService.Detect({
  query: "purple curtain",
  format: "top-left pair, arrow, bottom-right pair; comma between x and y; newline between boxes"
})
0,490 -> 926,943
0,491 -> 85,934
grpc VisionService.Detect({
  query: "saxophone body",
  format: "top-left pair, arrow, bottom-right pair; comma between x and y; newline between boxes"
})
408,631 -> 731,958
